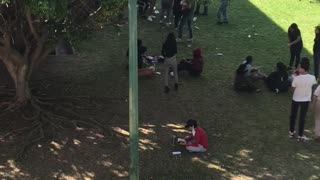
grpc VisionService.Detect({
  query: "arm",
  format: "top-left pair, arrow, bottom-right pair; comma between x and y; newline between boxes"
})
186,132 -> 200,147
312,95 -> 318,111
161,44 -> 165,56
288,36 -> 301,46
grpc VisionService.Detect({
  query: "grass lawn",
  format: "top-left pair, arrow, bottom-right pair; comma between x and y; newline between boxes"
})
1,0 -> 320,179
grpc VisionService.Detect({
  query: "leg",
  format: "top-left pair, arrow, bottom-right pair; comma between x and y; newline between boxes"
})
159,7 -> 165,22
164,59 -> 170,87
222,0 -> 228,22
314,53 -> 320,79
171,57 -> 179,84
174,13 -> 181,28
290,100 -> 299,133
186,145 -> 206,152
187,16 -> 193,39
195,1 -> 200,14
203,1 -> 208,15
298,102 -> 309,136
178,16 -> 187,39
295,50 -> 301,68
289,49 -> 295,68
147,0 -> 156,17
216,3 -> 222,22
166,7 -> 171,23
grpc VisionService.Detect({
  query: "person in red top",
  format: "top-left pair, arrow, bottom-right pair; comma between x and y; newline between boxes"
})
178,119 -> 208,152
178,48 -> 204,76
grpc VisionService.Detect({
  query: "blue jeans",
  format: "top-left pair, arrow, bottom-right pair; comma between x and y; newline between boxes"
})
178,15 -> 193,39
314,52 -> 320,79
217,0 -> 228,22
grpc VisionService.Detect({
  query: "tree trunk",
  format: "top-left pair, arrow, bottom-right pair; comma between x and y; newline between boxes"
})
2,59 -> 31,104
15,65 -> 31,103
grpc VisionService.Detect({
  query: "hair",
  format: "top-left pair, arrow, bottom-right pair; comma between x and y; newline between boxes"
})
185,119 -> 198,128
289,23 -> 298,31
316,25 -> 320,40
193,48 -> 202,60
276,62 -> 287,72
300,57 -> 310,71
165,32 -> 176,45
245,56 -> 253,64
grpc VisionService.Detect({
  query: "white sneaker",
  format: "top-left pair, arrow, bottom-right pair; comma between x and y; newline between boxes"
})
147,16 -> 153,22
289,131 -> 295,138
297,135 -> 310,141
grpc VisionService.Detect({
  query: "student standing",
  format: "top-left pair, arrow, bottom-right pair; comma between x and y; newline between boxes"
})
288,23 -> 303,69
162,33 -> 178,93
289,58 -> 317,141
313,25 -> 320,80
177,0 -> 194,42
216,0 -> 228,24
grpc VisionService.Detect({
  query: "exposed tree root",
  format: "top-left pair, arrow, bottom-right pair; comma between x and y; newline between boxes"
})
0,95 -> 105,161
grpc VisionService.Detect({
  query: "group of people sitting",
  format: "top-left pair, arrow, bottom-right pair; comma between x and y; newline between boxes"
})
126,35 -> 204,79
234,56 -> 290,93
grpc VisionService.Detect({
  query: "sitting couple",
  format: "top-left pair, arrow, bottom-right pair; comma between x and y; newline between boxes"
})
234,56 -> 289,93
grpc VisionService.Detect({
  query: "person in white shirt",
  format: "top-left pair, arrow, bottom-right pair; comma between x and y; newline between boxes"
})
289,57 -> 317,141
312,85 -> 320,142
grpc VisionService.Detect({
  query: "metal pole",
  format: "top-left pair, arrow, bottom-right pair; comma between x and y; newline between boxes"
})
128,0 -> 139,179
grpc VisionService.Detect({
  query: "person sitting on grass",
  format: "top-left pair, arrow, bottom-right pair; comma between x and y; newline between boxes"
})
177,119 -> 208,153
178,48 -> 204,76
234,56 -> 261,92
265,62 -> 289,93
126,39 -> 155,76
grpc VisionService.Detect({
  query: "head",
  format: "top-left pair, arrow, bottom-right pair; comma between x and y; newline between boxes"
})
193,48 -> 202,59
246,56 -> 253,64
289,23 -> 298,32
298,57 -> 310,73
166,32 -> 176,44
185,119 -> 198,130
276,62 -> 286,72
315,25 -> 320,35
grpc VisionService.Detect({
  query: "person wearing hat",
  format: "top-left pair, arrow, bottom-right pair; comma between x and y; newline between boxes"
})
178,119 -> 208,152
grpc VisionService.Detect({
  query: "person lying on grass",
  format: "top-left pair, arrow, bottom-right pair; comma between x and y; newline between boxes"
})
178,48 -> 204,76
177,119 -> 208,153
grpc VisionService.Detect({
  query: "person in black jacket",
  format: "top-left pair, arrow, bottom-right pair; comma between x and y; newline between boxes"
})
162,32 -> 178,93
313,25 -> 320,80
288,23 -> 303,69
266,62 -> 289,93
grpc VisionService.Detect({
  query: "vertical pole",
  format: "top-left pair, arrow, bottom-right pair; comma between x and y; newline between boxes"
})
128,0 -> 139,179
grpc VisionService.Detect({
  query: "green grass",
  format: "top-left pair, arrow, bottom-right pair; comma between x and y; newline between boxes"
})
2,0 -> 320,179
73,0 -> 320,179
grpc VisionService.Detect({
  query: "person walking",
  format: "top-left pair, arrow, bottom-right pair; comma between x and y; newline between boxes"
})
288,23 -> 303,69
162,33 -> 178,93
313,25 -> 320,80
177,0 -> 195,42
216,0 -> 228,24
289,57 -> 317,141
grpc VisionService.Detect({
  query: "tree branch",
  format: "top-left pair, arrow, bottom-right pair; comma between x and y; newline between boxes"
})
25,7 -> 40,41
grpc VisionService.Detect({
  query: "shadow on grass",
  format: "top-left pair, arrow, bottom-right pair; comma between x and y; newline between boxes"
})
1,0 -> 320,179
